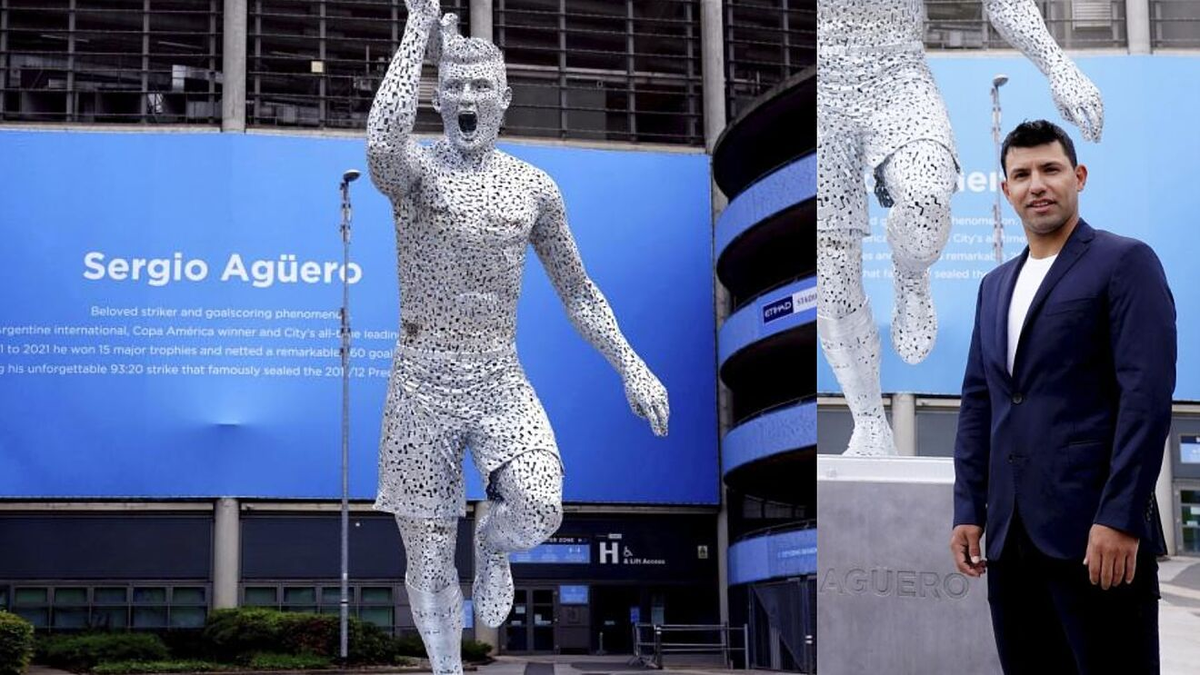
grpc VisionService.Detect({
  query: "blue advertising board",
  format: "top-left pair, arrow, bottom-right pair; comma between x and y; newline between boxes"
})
0,131 -> 718,503
817,55 -> 1200,400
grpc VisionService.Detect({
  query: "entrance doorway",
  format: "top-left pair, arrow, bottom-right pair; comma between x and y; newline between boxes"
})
502,587 -> 557,653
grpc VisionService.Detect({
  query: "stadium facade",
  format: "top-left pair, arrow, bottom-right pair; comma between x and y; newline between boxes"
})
0,0 -> 812,670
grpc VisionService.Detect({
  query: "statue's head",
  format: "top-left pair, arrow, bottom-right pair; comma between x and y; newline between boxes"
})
432,14 -> 511,154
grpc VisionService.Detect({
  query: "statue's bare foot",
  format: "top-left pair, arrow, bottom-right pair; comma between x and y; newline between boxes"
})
891,267 -> 937,364
844,416 -> 896,457
473,508 -> 514,628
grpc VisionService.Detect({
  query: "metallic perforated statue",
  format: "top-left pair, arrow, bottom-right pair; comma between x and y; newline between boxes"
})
366,2 -> 669,673
817,0 -> 1103,456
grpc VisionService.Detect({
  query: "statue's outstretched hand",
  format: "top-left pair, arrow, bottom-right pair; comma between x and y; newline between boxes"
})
623,362 -> 669,437
405,0 -> 440,24
1048,62 -> 1103,142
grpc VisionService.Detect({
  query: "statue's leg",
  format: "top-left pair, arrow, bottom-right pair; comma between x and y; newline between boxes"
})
818,95 -> 895,456
879,139 -> 957,364
397,516 -> 463,675
818,232 -> 895,457
473,449 -> 563,627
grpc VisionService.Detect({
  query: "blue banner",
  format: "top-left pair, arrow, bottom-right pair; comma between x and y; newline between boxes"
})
817,55 -> 1200,399
0,131 -> 717,503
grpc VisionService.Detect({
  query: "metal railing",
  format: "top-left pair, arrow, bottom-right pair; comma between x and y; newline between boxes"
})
630,622 -> 750,670
0,0 -> 223,124
724,0 -> 813,121
1151,0 -> 1200,48
496,0 -> 704,146
924,0 -> 1128,50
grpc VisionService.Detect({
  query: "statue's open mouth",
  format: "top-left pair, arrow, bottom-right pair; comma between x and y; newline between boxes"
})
458,111 -> 478,134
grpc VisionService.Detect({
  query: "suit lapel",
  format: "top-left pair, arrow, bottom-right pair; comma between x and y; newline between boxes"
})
1011,219 -> 1095,379
994,250 -> 1025,384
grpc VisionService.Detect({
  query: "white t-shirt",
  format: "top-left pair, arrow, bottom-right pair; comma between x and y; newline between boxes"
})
1007,253 -> 1058,374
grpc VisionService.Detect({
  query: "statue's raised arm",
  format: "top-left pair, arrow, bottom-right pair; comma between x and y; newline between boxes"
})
985,0 -> 1104,141
366,0 -> 442,197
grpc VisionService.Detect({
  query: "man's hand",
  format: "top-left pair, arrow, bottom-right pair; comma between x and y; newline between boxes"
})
623,362 -> 669,437
1048,61 -> 1104,142
950,525 -> 987,578
1084,524 -> 1139,590
405,0 -> 441,25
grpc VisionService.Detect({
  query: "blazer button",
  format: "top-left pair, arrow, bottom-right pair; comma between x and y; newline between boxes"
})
1012,393 -> 1024,404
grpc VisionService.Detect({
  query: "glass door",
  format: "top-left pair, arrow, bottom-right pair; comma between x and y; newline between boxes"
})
502,587 -> 558,653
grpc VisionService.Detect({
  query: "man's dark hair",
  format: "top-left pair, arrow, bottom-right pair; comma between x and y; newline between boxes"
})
1000,119 -> 1078,176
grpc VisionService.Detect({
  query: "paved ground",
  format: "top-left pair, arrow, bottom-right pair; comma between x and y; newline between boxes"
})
475,655 -> 773,675
24,565 -> 1200,675
1157,555 -> 1200,674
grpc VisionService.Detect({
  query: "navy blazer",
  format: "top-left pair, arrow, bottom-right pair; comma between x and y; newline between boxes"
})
953,219 -> 1176,561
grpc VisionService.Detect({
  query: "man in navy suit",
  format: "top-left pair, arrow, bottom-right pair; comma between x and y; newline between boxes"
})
950,120 -> 1175,674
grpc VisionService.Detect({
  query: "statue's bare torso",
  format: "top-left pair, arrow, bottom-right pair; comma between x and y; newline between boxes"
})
392,142 -> 554,353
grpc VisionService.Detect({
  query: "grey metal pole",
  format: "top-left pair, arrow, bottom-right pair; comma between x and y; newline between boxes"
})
653,625 -> 663,669
222,0 -> 247,131
742,624 -> 749,671
991,74 -> 1008,264
338,170 -> 360,664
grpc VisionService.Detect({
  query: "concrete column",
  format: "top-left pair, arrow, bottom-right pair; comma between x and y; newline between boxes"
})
1126,0 -> 1152,55
716,485 -> 730,627
1157,437 -> 1176,555
221,0 -> 248,131
891,394 -> 917,457
213,498 -> 241,609
470,502 -> 500,650
700,0 -> 726,154
470,0 -> 493,41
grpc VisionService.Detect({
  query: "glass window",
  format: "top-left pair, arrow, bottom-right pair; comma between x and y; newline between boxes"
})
133,588 -> 167,603
92,607 -> 129,630
283,587 -> 317,604
52,608 -> 90,629
0,587 -> 8,608
170,607 -> 208,628
282,606 -> 318,614
1181,489 -> 1200,555
13,588 -> 48,605
321,587 -> 345,604
133,607 -> 168,628
244,587 -> 278,607
13,608 -> 48,628
54,588 -> 88,604
361,587 -> 393,603
172,587 -> 206,604
94,588 -> 128,604
359,606 -> 394,628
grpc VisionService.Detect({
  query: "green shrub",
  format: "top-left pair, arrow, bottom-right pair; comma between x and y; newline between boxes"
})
393,633 -> 425,659
202,609 -> 283,663
461,639 -> 493,664
0,612 -> 35,675
39,633 -> 169,672
247,652 -> 332,670
202,609 -> 399,665
92,660 -> 229,674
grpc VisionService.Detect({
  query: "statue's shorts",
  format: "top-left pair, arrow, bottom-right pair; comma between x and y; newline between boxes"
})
817,42 -> 959,235
373,344 -> 562,519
